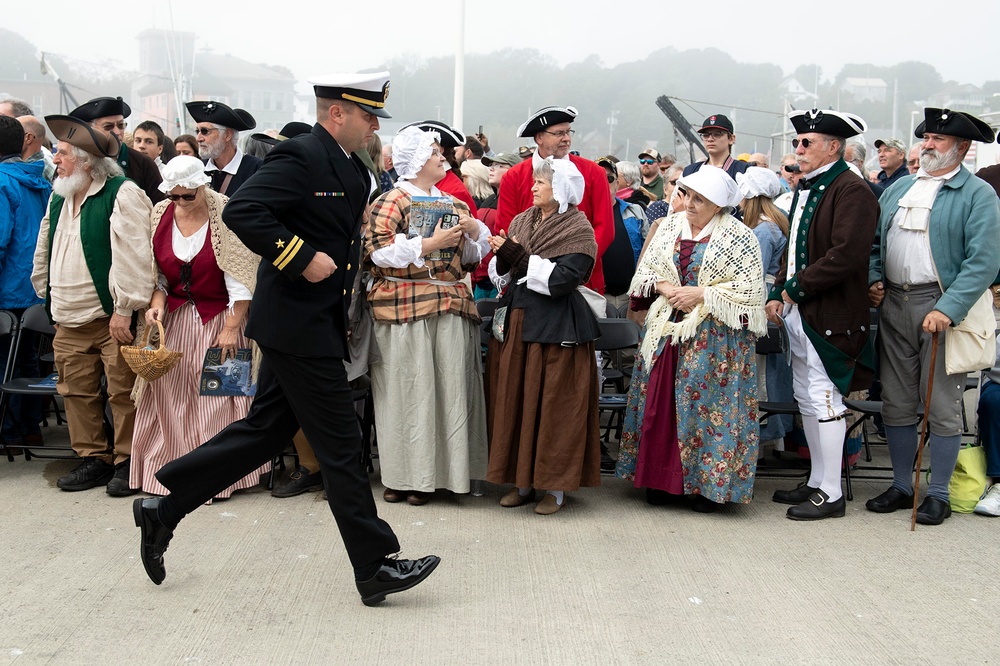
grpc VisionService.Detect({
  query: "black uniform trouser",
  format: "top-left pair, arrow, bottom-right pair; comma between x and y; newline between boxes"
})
156,346 -> 400,569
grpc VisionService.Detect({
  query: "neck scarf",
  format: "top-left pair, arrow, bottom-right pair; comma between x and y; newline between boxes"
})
630,211 -> 767,366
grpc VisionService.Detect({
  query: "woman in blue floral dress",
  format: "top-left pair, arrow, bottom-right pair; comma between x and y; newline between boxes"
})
616,166 -> 767,512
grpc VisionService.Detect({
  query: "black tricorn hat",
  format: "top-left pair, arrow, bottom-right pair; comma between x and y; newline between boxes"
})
914,108 -> 995,143
399,120 -> 466,148
789,109 -> 867,139
251,121 -> 313,146
517,106 -> 578,138
45,114 -> 121,158
70,96 -> 131,121
185,101 -> 257,131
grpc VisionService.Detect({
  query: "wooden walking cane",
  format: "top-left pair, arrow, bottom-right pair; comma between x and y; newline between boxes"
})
910,331 -> 940,531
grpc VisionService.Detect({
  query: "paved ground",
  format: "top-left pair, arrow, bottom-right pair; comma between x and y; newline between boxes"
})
0,425 -> 997,665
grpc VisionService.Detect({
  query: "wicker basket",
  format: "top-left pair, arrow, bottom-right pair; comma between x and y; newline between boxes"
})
121,319 -> 182,382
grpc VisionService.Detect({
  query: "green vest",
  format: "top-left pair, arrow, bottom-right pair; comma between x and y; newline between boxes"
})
46,176 -> 126,318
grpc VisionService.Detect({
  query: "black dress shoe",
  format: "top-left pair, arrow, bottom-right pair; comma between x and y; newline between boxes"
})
691,494 -> 720,513
865,486 -> 914,513
645,488 -> 682,506
916,495 -> 952,525
786,489 -> 846,521
133,497 -> 174,585
57,457 -> 114,491
772,482 -> 819,505
356,555 -> 441,607
270,466 -> 324,498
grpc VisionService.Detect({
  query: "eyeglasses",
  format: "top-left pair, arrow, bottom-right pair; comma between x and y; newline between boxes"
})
166,193 -> 197,201
542,129 -> 575,138
194,127 -> 219,136
606,173 -> 616,184
700,130 -> 728,140
791,137 -> 823,149
668,179 -> 679,185
747,161 -> 760,167
97,121 -> 127,132
638,159 -> 657,165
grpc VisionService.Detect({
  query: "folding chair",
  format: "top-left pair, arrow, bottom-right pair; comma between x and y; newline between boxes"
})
594,318 -> 641,444
0,304 -> 75,460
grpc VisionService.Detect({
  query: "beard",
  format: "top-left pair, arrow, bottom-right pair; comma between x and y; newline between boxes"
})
52,169 -> 91,198
199,140 -> 223,162
920,143 -> 961,173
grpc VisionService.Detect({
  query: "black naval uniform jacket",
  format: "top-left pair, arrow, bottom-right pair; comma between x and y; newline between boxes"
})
222,124 -> 367,359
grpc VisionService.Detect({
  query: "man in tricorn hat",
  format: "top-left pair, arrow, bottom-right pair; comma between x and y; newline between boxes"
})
495,105 -> 613,294
133,71 -> 440,606
766,108 -> 880,520
867,108 -> 1000,525
185,101 -> 261,196
69,96 -> 163,203
32,114 -> 154,496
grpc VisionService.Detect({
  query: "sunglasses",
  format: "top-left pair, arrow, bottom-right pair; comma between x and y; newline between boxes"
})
194,127 -> 219,136
166,193 -> 197,201
668,179 -> 679,185
791,137 -> 823,149
782,164 -> 800,173
638,159 -> 657,165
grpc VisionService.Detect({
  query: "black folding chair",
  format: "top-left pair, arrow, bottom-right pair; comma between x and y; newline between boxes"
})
0,304 -> 75,460
594,318 -> 641,444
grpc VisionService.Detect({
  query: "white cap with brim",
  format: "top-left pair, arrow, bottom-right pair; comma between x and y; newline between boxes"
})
159,155 -> 212,193
308,72 -> 391,119
677,165 -> 743,208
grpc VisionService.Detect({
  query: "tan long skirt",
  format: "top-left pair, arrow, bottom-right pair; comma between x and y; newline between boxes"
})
486,308 -> 601,491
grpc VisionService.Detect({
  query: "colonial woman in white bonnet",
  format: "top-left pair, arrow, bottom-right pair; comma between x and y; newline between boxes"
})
485,157 -> 601,515
130,155 -> 265,498
616,165 -> 767,512
364,126 -> 491,506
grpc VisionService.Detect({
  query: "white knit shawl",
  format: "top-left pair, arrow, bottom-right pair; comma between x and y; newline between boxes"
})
630,211 -> 767,366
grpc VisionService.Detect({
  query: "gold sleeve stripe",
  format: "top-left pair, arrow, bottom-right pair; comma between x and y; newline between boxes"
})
276,237 -> 304,270
273,235 -> 301,268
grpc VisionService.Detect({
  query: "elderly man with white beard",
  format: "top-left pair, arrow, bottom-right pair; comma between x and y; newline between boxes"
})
867,108 -> 1000,525
32,115 -> 154,496
185,101 -> 261,196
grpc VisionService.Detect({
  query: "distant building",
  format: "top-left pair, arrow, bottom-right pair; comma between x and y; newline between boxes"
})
131,29 -> 298,136
780,76 -> 817,103
840,77 -> 888,104
928,83 -> 987,112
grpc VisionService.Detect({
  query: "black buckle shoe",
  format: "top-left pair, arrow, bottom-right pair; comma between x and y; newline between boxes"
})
772,482 -> 819,505
270,466 -> 324,498
786,489 -> 846,521
133,497 -> 174,585
915,495 -> 952,525
57,457 -> 114,491
865,486 -> 913,513
356,555 -> 441,607
106,458 -> 139,497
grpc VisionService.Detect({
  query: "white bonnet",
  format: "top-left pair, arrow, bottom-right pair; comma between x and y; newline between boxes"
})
392,126 -> 439,181
677,165 -> 742,208
159,155 -> 211,192
542,157 -> 585,214
736,166 -> 782,200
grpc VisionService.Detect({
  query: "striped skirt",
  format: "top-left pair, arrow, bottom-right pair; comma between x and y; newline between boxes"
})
129,303 -> 268,498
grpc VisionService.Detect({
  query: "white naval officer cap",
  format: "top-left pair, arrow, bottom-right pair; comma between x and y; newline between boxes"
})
308,72 -> 391,119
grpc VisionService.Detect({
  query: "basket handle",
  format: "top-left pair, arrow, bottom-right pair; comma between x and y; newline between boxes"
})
139,318 -> 167,350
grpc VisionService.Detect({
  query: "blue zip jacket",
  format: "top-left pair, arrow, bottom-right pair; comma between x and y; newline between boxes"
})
0,158 -> 51,309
